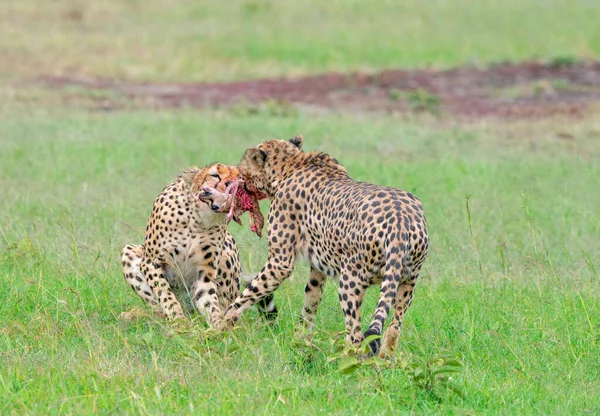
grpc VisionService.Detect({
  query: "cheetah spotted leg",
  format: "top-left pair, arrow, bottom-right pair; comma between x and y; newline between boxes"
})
241,274 -> 279,321
220,213 -> 296,329
257,292 -> 278,321
120,244 -> 167,320
216,233 -> 243,308
364,252 -> 404,355
216,268 -> 240,309
380,283 -> 414,356
381,262 -> 423,357
192,275 -> 223,327
121,245 -> 158,307
220,235 -> 278,321
339,269 -> 368,347
300,267 -> 327,332
139,257 -> 186,321
220,258 -> 294,329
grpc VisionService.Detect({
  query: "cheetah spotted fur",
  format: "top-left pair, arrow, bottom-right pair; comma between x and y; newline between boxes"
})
217,136 -> 428,356
121,163 -> 276,326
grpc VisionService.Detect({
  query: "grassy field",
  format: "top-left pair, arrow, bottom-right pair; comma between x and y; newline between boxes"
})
2,0 -> 600,82
1,108 -> 599,414
2,1 -> 600,415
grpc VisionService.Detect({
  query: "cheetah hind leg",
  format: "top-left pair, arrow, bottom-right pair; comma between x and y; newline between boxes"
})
380,264 -> 422,357
379,283 -> 414,357
120,244 -> 165,320
241,274 -> 278,322
296,267 -> 327,340
363,265 -> 403,356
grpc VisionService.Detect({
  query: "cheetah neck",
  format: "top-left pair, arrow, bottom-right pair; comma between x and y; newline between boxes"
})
195,211 -> 228,231
266,151 -> 348,194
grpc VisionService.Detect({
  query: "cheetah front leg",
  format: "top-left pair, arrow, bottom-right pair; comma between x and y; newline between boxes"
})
189,244 -> 226,327
139,256 -> 187,321
219,207 -> 297,330
220,257 -> 294,329
191,272 -> 223,327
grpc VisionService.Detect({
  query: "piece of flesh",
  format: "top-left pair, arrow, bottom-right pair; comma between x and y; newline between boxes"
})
231,184 -> 264,238
201,179 -> 265,237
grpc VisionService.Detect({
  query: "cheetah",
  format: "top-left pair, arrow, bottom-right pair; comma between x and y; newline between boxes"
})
120,163 -> 276,327
214,135 -> 429,356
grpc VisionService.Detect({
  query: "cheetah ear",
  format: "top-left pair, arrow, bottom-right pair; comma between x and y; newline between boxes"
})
289,134 -> 303,150
245,148 -> 267,166
258,149 -> 268,163
180,167 -> 200,186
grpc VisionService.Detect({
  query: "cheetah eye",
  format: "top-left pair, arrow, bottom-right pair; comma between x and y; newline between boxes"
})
210,174 -> 220,180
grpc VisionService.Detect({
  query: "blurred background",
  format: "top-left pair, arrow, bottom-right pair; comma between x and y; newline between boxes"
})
3,0 -> 599,115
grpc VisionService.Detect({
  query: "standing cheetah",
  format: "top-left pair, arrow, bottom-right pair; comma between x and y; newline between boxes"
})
214,136 -> 428,356
120,163 -> 276,327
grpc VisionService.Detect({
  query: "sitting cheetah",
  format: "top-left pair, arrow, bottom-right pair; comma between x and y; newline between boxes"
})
215,135 -> 428,356
120,163 -> 276,327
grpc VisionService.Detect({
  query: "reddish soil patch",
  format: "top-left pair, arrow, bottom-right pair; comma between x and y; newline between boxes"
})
37,61 -> 600,118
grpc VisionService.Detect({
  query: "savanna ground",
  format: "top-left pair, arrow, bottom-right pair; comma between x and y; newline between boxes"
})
2,1 -> 600,414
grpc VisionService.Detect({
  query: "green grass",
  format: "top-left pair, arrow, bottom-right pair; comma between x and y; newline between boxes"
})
1,108 -> 600,414
2,0 -> 600,82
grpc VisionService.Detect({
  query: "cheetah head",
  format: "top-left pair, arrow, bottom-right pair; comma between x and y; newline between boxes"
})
239,134 -> 303,199
186,162 -> 267,237
181,163 -> 241,214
